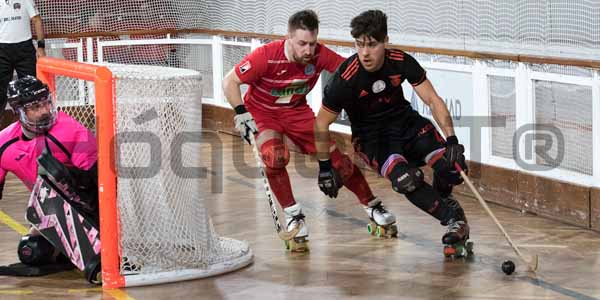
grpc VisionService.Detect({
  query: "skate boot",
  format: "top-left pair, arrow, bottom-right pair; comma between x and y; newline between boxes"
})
442,219 -> 473,258
84,256 -> 102,285
364,198 -> 398,238
284,204 -> 309,252
441,195 -> 474,257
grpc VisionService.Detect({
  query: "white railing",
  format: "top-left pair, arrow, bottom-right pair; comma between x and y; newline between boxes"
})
46,34 -> 600,188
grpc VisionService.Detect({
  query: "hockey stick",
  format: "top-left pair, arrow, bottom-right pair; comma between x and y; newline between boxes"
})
455,162 -> 539,272
248,133 -> 300,241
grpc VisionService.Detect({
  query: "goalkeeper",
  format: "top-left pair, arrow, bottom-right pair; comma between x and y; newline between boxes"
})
0,76 -> 100,283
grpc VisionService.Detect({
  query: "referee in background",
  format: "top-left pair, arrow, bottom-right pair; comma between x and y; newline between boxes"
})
0,0 -> 45,113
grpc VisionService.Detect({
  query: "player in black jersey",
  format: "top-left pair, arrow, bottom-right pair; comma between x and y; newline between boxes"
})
314,10 -> 472,257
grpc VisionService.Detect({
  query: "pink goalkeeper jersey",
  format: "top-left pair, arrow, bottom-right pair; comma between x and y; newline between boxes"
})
234,39 -> 344,113
0,111 -> 97,195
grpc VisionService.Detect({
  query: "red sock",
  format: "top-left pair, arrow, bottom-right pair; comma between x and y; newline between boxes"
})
264,166 -> 296,208
330,149 -> 375,205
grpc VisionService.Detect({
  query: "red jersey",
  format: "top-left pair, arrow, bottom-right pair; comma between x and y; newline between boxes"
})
234,40 -> 344,113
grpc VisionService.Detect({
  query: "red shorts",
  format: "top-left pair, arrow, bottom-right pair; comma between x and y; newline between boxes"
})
249,104 -> 318,154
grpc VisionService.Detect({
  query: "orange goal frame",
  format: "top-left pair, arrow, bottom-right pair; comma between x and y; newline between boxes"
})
37,57 -> 124,288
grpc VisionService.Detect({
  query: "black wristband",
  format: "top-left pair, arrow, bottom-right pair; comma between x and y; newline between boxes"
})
446,135 -> 459,145
37,40 -> 45,49
318,159 -> 332,171
234,104 -> 247,114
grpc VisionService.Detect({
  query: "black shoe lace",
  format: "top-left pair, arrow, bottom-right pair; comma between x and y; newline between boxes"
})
288,213 -> 305,226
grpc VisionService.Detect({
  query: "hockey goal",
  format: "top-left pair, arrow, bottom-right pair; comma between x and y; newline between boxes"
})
36,57 -> 253,288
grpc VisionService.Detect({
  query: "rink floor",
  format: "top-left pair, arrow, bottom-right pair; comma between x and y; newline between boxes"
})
1,132 -> 599,300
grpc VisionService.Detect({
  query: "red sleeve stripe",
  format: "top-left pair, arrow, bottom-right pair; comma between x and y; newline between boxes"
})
389,49 -> 405,55
388,53 -> 405,61
341,58 -> 358,79
341,58 -> 359,80
342,64 -> 359,80
322,104 -> 341,115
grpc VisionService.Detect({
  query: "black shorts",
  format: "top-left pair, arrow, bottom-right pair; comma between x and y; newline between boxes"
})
352,114 -> 446,175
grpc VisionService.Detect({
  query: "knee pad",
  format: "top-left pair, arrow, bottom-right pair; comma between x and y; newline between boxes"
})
18,235 -> 55,266
260,139 -> 289,169
429,149 -> 466,185
388,163 -> 424,194
330,149 -> 354,182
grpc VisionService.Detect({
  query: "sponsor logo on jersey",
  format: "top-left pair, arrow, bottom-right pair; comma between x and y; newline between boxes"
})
304,64 -> 315,75
418,123 -> 435,137
389,75 -> 402,87
276,69 -> 287,76
15,153 -> 25,161
271,81 -> 309,97
372,80 -> 386,93
359,90 -> 369,98
239,61 -> 251,74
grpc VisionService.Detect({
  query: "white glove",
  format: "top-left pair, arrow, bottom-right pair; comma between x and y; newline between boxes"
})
233,105 -> 258,144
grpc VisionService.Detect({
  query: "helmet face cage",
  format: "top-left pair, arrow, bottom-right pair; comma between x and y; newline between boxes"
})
16,94 -> 57,134
7,76 -> 58,133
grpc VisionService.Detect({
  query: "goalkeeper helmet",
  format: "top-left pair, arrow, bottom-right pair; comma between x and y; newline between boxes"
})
7,76 -> 57,134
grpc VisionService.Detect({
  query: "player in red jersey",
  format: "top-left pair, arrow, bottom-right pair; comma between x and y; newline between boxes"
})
223,10 -> 398,249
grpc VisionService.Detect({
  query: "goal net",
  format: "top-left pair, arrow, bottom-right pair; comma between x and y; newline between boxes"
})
36,57 -> 253,288
38,0 -> 600,60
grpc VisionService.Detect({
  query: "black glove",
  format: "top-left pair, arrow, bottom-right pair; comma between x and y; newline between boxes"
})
233,104 -> 258,145
444,135 -> 465,169
317,159 -> 343,198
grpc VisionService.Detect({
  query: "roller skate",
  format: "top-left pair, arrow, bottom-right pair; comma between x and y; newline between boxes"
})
442,219 -> 473,258
84,256 -> 102,285
284,204 -> 309,252
364,199 -> 398,238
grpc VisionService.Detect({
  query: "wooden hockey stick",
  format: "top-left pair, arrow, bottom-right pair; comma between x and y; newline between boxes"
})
455,163 -> 538,272
249,133 -> 300,241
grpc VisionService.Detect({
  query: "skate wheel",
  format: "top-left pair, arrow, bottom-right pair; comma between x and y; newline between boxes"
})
455,245 -> 466,257
287,238 -> 310,252
388,225 -> 398,238
85,260 -> 102,285
443,245 -> 456,257
376,226 -> 384,238
465,241 -> 474,255
367,222 -> 375,235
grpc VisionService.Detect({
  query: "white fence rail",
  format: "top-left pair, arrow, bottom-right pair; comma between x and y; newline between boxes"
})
45,35 -> 600,188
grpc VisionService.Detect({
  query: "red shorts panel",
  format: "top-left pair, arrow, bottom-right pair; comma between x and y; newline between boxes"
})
250,105 -> 318,154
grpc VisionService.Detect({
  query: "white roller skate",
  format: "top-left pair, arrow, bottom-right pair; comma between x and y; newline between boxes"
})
284,203 -> 309,252
364,198 -> 398,238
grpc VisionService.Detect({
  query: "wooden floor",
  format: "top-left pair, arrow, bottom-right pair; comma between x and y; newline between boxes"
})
1,132 -> 600,300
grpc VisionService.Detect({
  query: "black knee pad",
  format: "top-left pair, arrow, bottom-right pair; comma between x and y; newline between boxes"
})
18,235 -> 55,266
389,164 -> 424,194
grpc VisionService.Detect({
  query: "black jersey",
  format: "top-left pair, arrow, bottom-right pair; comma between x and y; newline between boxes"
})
322,49 -> 427,137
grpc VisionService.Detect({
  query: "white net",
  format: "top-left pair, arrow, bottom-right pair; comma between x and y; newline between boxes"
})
51,63 -> 252,286
99,39 -> 215,99
37,0 -> 600,60
534,80 -> 593,175
489,75 -> 517,160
